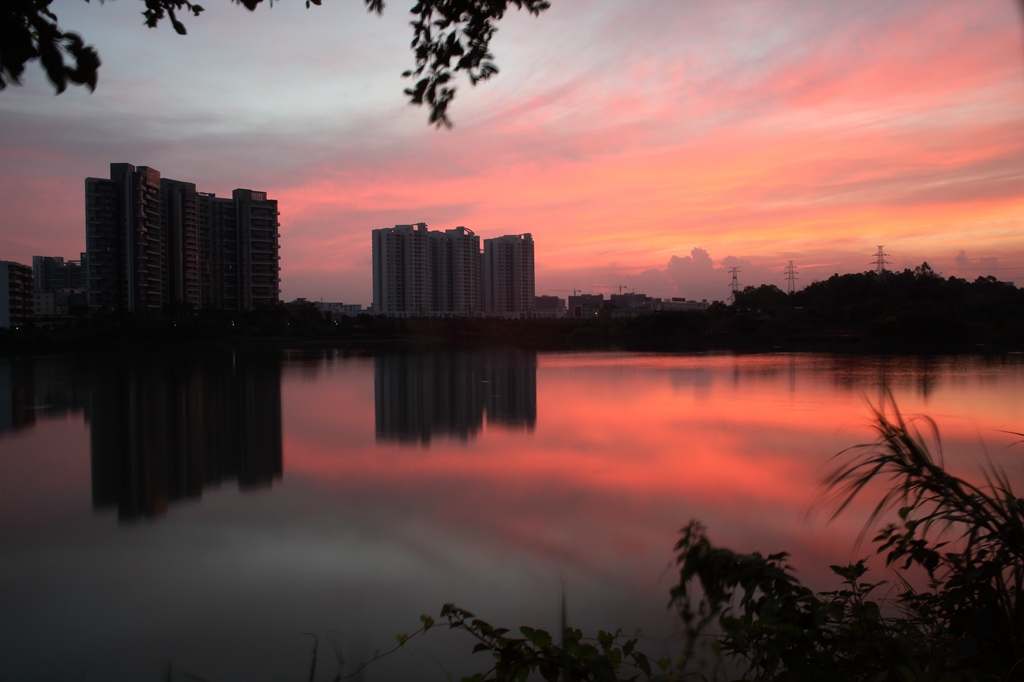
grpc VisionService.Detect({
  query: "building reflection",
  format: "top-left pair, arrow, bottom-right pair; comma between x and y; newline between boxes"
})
0,357 -> 36,434
89,353 -> 283,520
0,356 -> 91,435
375,348 -> 537,444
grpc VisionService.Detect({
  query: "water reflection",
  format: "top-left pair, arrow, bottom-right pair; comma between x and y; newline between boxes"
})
89,353 -> 283,520
3,350 -> 1024,682
374,348 -> 537,444
0,356 -> 91,434
0,358 -> 36,434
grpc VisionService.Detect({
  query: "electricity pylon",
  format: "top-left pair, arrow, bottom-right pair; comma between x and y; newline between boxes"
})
872,246 -> 891,279
784,260 -> 798,294
729,267 -> 741,301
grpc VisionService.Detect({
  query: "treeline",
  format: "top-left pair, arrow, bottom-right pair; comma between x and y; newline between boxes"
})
727,264 -> 1024,350
3,265 -> 1022,354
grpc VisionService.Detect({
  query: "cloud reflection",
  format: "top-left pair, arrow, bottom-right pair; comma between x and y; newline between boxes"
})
3,350 -> 1024,680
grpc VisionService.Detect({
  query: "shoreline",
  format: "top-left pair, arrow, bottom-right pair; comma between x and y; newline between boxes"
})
2,313 -> 1022,358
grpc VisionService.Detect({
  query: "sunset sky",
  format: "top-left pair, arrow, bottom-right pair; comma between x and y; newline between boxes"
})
1,0 -> 1022,305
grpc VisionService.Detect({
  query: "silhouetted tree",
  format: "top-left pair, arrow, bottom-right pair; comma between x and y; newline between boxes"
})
1,0 -> 101,93
0,0 -> 549,126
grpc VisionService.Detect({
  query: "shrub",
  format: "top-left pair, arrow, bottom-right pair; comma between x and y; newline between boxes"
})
671,395 -> 1024,681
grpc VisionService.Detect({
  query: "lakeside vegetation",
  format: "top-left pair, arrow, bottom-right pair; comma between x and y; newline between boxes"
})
3,265 -> 1022,355
288,398 -> 1023,682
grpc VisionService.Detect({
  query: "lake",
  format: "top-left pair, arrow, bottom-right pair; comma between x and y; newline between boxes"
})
2,349 -> 1023,681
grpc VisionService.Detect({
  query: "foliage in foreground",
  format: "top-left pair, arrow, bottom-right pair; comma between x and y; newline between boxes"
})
671,395 -> 1024,681
422,396 -> 1024,681
300,605 -> 672,682
280,396 -> 1024,682
436,603 -> 671,682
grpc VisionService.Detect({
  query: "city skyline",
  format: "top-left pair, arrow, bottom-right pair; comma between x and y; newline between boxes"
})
0,1 -> 1021,306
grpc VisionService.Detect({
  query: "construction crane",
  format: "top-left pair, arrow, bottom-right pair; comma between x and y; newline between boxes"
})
591,284 -> 632,294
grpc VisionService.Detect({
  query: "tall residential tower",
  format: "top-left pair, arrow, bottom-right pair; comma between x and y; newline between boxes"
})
372,224 -> 486,317
85,163 -> 280,314
482,233 -> 535,318
371,223 -> 434,317
372,225 -> 534,318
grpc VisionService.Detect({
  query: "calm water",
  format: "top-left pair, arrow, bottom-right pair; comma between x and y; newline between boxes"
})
2,349 -> 1023,681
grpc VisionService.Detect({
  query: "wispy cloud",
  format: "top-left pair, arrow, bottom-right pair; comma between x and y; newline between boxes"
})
1,0 -> 1021,302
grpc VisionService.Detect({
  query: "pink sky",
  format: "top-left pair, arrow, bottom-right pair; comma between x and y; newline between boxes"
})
0,0 -> 1022,304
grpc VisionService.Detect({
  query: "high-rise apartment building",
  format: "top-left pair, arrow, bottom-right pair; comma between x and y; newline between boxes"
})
482,233 -> 535,318
161,179 -> 201,309
372,224 -> 535,318
431,226 -> 482,315
0,261 -> 33,328
372,223 -> 434,316
85,163 -> 280,314
234,189 -> 282,310
200,192 -> 238,311
85,163 -> 163,314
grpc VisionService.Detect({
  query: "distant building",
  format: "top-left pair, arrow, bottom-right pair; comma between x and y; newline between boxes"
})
660,297 -> 709,312
32,290 -> 85,318
568,293 -> 604,318
85,163 -> 280,314
605,295 -> 708,316
0,261 -> 33,328
31,254 -> 87,320
482,233 -> 535,318
314,301 -> 341,316
607,292 -> 663,318
372,223 -> 496,317
610,292 -> 655,310
314,302 -> 363,317
33,255 -> 86,293
34,292 -> 57,317
534,295 -> 566,318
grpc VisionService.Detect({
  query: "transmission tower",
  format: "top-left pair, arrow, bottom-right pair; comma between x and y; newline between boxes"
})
872,245 -> 891,279
729,267 -> 741,301
783,260 -> 798,294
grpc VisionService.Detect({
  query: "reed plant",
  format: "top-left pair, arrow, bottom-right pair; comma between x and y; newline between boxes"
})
671,393 -> 1024,681
303,394 -> 1024,681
